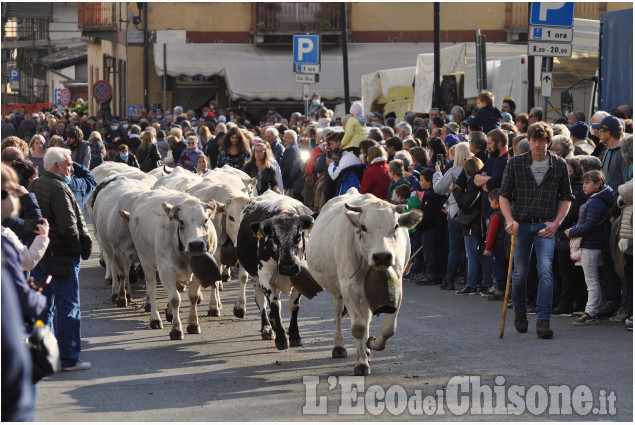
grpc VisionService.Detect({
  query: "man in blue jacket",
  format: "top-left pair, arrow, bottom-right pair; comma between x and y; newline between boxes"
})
280,130 -> 303,200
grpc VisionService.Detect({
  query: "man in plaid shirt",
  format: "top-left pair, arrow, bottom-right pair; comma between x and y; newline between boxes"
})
499,122 -> 574,339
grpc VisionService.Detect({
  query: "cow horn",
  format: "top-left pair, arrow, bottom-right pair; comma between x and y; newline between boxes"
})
163,164 -> 172,174
344,203 -> 362,213
394,204 -> 407,213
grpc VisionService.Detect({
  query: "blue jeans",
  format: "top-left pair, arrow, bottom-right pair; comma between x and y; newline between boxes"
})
446,216 -> 463,281
33,256 -> 82,368
464,235 -> 491,289
490,248 -> 508,291
511,223 -> 555,320
409,232 -> 423,275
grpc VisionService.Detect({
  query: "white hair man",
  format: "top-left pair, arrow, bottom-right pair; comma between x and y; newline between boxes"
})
395,121 -> 413,142
263,126 -> 285,162
279,129 -> 302,199
28,147 -> 93,371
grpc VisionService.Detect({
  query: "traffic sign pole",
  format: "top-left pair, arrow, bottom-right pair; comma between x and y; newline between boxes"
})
542,57 -> 554,117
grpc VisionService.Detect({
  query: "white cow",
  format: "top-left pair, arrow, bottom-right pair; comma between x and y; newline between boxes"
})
122,188 -> 222,340
306,189 -> 422,375
91,162 -> 157,187
204,165 -> 256,197
186,178 -> 252,317
90,176 -> 151,306
153,166 -> 203,191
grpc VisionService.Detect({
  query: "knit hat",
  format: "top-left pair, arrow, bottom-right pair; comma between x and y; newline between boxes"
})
569,122 -> 589,140
350,101 -> 363,116
444,122 -> 460,135
444,134 -> 460,147
218,115 -> 227,123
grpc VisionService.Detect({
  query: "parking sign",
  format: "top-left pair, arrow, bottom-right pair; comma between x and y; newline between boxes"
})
530,2 -> 575,27
293,35 -> 320,64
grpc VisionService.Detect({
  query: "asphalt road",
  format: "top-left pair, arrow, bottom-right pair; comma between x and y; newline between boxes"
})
35,223 -> 633,421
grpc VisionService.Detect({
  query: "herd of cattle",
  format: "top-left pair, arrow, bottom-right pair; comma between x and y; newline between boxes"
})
87,162 -> 423,375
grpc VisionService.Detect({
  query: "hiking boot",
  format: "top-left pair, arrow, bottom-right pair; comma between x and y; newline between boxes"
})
536,319 -> 554,339
455,286 -> 478,295
514,310 -> 528,333
439,279 -> 455,290
480,286 -> 497,298
487,289 -> 505,301
573,313 -> 599,326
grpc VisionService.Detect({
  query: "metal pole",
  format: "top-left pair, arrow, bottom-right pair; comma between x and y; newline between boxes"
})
433,2 -> 440,108
163,43 -> 167,113
341,3 -> 350,112
542,57 -> 553,120
527,2 -> 535,112
143,4 -> 149,110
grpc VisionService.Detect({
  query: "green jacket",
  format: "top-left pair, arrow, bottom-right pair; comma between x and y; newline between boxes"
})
29,171 -> 90,257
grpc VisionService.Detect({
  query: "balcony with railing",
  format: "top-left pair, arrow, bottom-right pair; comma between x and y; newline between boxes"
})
251,2 -> 348,45
78,3 -> 116,29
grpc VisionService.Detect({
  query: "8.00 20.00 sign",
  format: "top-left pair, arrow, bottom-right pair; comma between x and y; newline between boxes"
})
528,41 -> 572,58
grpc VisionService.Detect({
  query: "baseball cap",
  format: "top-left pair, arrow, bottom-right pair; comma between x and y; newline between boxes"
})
591,115 -> 623,132
501,112 -> 513,123
444,134 -> 460,147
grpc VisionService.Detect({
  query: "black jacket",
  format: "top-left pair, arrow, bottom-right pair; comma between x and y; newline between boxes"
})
452,170 -> 484,238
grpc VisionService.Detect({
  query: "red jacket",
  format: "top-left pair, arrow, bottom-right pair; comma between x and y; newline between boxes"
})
360,159 -> 390,200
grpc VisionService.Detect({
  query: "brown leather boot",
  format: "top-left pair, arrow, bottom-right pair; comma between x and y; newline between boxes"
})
514,310 -> 528,333
536,319 -> 554,339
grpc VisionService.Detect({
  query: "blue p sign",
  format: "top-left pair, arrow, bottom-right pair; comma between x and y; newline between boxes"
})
293,35 -> 320,64
530,2 -> 575,27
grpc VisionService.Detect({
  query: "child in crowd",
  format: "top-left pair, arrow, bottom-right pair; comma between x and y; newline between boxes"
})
114,144 -> 139,168
482,189 -> 507,301
565,170 -> 615,325
397,184 -> 425,281
386,159 -> 409,203
340,101 -> 368,153
473,91 -> 502,134
416,168 -> 445,284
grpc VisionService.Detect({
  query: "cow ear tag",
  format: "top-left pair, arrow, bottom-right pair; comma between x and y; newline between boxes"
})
253,230 -> 265,238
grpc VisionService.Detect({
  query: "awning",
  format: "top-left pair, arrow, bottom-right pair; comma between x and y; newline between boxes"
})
413,44 -> 466,113
153,43 -> 455,102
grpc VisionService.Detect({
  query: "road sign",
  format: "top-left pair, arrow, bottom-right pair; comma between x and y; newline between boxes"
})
60,88 -> 71,106
92,80 -> 112,102
9,68 -> 19,90
296,74 -> 319,84
293,34 -> 320,64
541,72 -> 553,97
295,64 -> 320,74
528,41 -> 572,57
54,88 -> 61,104
529,26 -> 573,42
530,2 -> 575,27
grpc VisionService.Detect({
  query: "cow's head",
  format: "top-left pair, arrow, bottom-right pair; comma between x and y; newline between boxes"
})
162,199 -> 222,255
250,212 -> 314,276
344,202 -> 422,271
224,195 -> 250,247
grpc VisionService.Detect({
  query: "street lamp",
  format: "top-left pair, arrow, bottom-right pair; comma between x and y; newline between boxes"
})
104,55 -> 118,75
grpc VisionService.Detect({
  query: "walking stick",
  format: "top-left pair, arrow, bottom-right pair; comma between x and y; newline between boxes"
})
499,222 -> 518,339
404,246 -> 423,276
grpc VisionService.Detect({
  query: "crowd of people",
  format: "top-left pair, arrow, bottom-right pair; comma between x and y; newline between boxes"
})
1,92 -> 633,419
